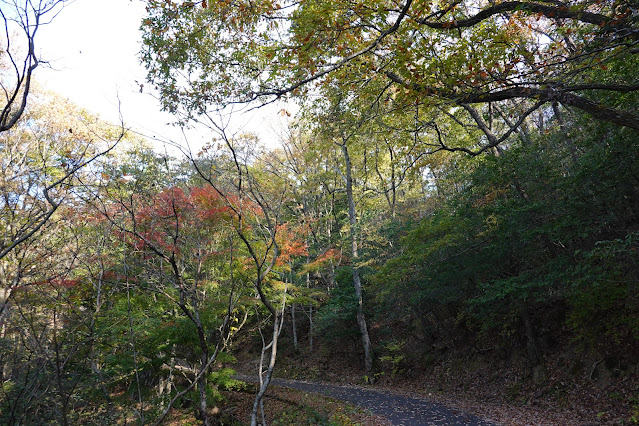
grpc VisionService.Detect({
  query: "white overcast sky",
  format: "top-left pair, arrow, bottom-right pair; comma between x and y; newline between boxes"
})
35,0 -> 291,151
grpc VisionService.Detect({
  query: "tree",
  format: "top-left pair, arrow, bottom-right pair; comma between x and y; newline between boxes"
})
0,2 -> 115,264
1,0 -> 69,132
0,88 -> 124,263
142,0 -> 639,139
371,104 -> 639,381
181,126 -> 289,425
299,93 -> 380,379
0,90 -> 122,262
0,95 -> 125,424
269,127 -> 349,355
0,92 -> 122,337
90,146 -> 250,425
0,209 -> 90,426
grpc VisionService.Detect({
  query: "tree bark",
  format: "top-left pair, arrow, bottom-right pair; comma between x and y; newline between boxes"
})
291,304 -> 299,353
520,305 -> 541,367
418,1 -> 609,28
387,71 -> 639,131
308,305 -> 314,354
341,143 -> 373,378
251,312 -> 282,426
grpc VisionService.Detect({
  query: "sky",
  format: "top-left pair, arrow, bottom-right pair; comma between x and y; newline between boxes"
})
35,0 -> 292,152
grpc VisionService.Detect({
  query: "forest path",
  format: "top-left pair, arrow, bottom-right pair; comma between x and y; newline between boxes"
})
239,375 -> 498,425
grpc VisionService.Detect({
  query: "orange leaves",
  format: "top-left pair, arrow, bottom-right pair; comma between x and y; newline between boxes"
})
315,248 -> 341,264
277,239 -> 308,266
302,248 -> 342,274
131,185 -> 235,257
190,185 -> 232,223
276,223 -> 308,266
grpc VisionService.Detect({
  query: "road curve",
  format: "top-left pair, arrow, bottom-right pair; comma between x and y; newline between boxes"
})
240,375 -> 498,426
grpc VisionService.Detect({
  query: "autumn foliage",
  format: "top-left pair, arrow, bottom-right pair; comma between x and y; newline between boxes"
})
276,223 -> 308,266
121,185 -> 234,256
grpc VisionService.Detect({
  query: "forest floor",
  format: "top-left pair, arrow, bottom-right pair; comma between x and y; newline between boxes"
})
231,342 -> 639,425
219,384 -> 390,425
226,372 -> 563,426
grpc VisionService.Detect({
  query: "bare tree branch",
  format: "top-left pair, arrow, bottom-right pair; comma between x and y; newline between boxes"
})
418,1 -> 611,29
0,0 -> 68,132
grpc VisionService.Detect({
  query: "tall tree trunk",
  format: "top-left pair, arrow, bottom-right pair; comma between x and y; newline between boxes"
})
308,305 -> 314,354
125,264 -> 144,424
519,304 -> 546,384
386,140 -> 397,218
291,304 -> 299,354
520,305 -> 541,366
251,312 -> 282,426
188,301 -> 210,426
52,305 -> 69,426
198,357 -> 209,425
552,101 -> 579,165
290,271 -> 299,354
341,143 -> 373,379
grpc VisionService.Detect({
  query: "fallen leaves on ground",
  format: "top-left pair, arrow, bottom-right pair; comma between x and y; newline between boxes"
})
220,384 -> 392,425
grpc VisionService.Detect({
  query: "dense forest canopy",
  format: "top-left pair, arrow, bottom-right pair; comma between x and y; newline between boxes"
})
141,0 -> 639,129
0,0 -> 638,425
